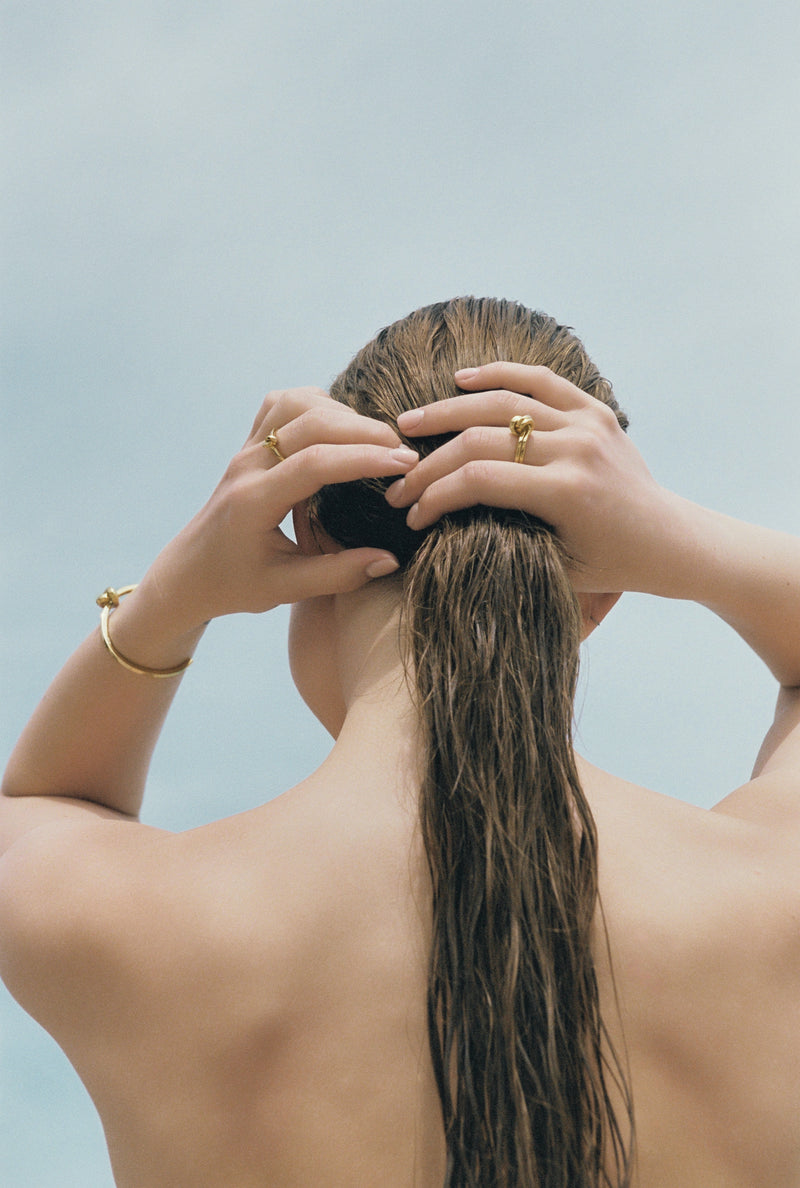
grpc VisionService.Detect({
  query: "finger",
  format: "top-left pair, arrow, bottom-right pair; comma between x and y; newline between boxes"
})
256,405 -> 401,459
386,423 -> 560,508
273,549 -> 400,603
396,391 -> 566,437
246,386 -> 331,445
404,460 -> 558,531
453,363 -> 592,412
267,442 -> 420,522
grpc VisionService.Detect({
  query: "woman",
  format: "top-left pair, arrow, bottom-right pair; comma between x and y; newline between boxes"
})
1,297 -> 798,1187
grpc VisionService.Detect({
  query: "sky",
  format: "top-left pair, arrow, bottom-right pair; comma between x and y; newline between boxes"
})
2,1 -> 799,1183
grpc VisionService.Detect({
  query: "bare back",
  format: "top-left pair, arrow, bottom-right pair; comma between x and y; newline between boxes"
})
6,742 -> 798,1188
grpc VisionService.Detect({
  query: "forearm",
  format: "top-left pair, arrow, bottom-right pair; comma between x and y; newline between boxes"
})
395,365 -> 800,690
1,574 -> 206,817
2,389 -> 413,824
643,493 -> 800,688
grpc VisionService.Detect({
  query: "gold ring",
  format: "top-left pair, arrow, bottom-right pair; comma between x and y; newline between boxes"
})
262,429 -> 285,462
509,415 -> 534,464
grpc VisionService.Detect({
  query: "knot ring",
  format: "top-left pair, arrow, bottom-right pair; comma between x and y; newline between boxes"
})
262,429 -> 285,462
509,415 -> 534,464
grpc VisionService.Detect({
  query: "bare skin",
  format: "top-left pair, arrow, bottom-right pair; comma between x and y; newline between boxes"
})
1,371 -> 798,1186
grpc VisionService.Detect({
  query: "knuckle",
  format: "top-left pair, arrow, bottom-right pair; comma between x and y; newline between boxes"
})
250,392 -> 276,429
301,442 -> 328,469
293,407 -> 320,434
280,390 -> 306,419
265,398 -> 288,427
282,389 -> 335,430
226,469 -> 258,508
461,424 -> 492,452
522,364 -> 551,388
488,390 -> 522,418
462,458 -> 494,488
562,461 -> 592,503
499,390 -> 523,416
571,427 -> 597,461
225,450 -> 251,480
592,400 -> 619,430
260,389 -> 287,419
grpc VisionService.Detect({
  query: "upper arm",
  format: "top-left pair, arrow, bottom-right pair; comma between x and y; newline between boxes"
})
712,685 -> 800,830
0,814 -> 169,1035
0,789 -> 136,858
751,686 -> 800,781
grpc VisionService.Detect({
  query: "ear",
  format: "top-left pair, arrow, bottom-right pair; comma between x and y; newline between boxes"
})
577,591 -> 622,639
291,500 -> 344,556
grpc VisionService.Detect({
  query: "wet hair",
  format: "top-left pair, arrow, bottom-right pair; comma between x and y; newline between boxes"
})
313,297 -> 634,1187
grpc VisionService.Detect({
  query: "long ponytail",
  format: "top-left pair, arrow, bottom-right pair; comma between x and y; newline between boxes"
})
314,297 -> 634,1185
405,514 -> 630,1185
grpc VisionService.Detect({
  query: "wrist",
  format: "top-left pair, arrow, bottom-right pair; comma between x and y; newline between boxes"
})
631,496 -> 800,684
630,493 -> 727,601
101,575 -> 208,673
648,497 -> 753,604
97,587 -> 195,678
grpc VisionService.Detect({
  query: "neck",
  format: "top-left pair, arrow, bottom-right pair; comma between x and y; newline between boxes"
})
335,583 -> 422,801
333,681 -> 421,783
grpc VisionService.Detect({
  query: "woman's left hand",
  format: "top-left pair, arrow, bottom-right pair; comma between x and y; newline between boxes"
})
383,363 -> 670,596
146,387 -> 417,631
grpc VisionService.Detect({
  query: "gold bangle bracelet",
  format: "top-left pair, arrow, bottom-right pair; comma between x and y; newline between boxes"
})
96,586 -> 193,678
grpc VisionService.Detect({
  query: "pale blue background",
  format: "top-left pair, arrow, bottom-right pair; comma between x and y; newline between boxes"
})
2,1 -> 799,1183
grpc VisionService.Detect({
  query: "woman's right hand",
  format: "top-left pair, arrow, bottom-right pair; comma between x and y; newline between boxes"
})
147,385 -> 414,629
386,362 -> 678,596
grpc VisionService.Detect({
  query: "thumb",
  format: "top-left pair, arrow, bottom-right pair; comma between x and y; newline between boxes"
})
281,549 -> 400,601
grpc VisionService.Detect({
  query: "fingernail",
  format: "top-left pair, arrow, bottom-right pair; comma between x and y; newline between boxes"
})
391,447 -> 418,465
406,503 -> 421,529
385,478 -> 405,505
365,556 -> 400,579
454,367 -> 479,380
397,409 -> 423,430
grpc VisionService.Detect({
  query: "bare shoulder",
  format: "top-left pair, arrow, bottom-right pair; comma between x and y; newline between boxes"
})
581,758 -> 799,960
582,759 -> 800,1185
0,819 -> 157,1016
0,785 -> 381,1039
713,685 -> 800,834
0,807 -> 277,1041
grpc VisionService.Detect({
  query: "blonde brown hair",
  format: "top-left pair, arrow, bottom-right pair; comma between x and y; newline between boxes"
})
314,297 -> 634,1186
